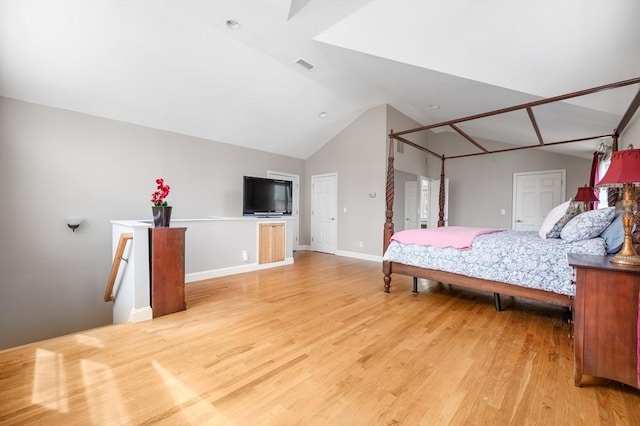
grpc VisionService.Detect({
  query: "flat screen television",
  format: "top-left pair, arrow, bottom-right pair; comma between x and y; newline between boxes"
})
243,176 -> 293,216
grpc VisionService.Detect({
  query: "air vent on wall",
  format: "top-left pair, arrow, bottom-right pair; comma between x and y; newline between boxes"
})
295,58 -> 314,70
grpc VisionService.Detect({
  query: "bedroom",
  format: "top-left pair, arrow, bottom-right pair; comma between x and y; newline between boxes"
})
1,1 -> 639,423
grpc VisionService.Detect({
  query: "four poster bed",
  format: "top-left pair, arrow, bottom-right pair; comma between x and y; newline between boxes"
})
382,77 -> 640,311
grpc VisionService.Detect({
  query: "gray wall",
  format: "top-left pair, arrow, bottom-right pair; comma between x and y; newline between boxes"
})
620,109 -> 640,147
2,95 -> 638,349
0,97 -> 304,349
425,132 -> 592,228
304,104 -> 429,256
386,105 -> 430,178
304,105 -> 387,256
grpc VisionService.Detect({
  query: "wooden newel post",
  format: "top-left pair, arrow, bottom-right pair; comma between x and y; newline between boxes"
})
438,156 -> 446,227
383,132 -> 396,293
383,133 -> 395,254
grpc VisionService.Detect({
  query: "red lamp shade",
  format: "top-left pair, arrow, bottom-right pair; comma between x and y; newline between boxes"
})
574,186 -> 599,202
596,147 -> 640,265
598,148 -> 640,186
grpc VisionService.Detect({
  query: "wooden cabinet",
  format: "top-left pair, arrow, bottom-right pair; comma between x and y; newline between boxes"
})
149,227 -> 187,318
569,254 -> 639,389
259,222 -> 285,264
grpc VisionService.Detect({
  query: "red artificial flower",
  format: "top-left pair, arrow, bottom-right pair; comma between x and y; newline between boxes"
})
151,178 -> 171,206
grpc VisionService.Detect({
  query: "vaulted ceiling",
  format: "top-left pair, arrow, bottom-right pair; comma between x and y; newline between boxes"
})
1,0 -> 639,159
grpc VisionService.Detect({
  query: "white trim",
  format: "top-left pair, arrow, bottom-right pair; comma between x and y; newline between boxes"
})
335,250 -> 382,263
185,258 -> 294,283
128,307 -> 152,323
297,245 -> 311,251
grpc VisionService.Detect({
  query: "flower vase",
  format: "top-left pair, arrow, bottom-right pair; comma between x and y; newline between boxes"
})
152,206 -> 172,228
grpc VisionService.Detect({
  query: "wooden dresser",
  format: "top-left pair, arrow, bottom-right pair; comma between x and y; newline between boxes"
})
569,253 -> 639,389
149,227 -> 187,318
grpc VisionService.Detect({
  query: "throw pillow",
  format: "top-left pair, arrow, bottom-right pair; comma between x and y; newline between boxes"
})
560,207 -> 616,243
546,201 -> 581,238
600,210 -> 624,253
538,200 -> 571,239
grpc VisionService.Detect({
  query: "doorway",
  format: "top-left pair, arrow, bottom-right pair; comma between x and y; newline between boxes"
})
427,178 -> 449,228
311,173 -> 337,254
513,170 -> 565,230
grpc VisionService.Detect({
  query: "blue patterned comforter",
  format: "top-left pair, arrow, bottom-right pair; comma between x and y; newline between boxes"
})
383,230 -> 606,296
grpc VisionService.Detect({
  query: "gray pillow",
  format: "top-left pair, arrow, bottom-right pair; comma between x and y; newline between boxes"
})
600,210 -> 635,254
600,210 -> 624,253
560,207 -> 616,243
546,202 -> 581,238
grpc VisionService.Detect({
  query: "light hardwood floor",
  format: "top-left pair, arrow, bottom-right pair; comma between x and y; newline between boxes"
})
1,251 -> 639,425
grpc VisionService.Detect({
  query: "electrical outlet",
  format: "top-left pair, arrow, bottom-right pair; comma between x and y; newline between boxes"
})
242,250 -> 248,262
359,241 -> 363,248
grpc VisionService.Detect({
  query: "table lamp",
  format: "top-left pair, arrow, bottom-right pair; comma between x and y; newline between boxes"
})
597,146 -> 640,265
573,185 -> 599,211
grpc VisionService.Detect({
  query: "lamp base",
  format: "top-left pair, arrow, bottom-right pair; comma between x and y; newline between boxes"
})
609,252 -> 640,266
609,182 -> 640,265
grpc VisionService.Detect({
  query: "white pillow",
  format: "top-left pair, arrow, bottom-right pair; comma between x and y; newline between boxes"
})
538,200 -> 571,239
560,207 -> 616,243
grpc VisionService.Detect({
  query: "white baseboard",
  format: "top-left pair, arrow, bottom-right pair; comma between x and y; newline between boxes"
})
185,257 -> 294,283
335,250 -> 382,263
128,307 -> 152,323
296,245 -> 312,251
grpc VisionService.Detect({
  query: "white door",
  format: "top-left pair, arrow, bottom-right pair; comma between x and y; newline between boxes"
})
311,173 -> 337,254
268,171 -> 300,251
429,178 -> 449,228
513,170 -> 565,230
404,181 -> 418,229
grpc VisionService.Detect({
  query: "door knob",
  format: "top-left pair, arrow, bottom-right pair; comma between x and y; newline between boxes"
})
516,219 -> 523,223
329,217 -> 335,221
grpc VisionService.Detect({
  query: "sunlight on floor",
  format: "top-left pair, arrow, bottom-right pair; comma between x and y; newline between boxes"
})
152,360 -> 235,425
81,359 -> 130,425
32,348 -> 68,413
74,333 -> 104,349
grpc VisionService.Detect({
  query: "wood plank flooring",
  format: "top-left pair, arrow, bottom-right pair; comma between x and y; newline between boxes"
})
1,251 -> 639,425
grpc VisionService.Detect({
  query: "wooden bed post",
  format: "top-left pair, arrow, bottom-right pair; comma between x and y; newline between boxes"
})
438,155 -> 446,227
383,132 -> 395,293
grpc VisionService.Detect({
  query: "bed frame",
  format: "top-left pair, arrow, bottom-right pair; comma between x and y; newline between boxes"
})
382,78 -> 640,310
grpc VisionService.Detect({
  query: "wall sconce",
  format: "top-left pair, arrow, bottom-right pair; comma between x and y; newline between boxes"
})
66,217 -> 83,232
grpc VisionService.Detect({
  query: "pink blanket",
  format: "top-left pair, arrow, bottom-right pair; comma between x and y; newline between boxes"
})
391,226 -> 506,249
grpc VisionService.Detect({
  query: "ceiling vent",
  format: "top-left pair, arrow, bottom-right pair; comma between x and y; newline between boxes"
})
295,58 -> 314,71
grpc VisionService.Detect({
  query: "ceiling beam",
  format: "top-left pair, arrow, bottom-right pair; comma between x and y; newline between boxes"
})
615,87 -> 640,137
392,135 -> 441,158
449,124 -> 488,153
526,107 -> 544,145
446,133 -> 614,160
392,77 -> 640,137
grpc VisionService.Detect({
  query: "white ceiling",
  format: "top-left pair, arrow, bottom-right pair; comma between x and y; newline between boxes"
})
1,0 -> 639,160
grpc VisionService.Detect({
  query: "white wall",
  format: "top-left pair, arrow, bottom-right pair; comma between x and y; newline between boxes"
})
0,97 -> 304,349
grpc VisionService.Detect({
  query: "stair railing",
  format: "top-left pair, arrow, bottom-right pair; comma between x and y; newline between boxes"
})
104,233 -> 133,302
